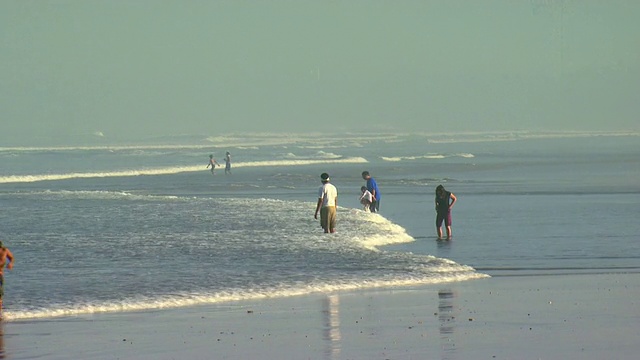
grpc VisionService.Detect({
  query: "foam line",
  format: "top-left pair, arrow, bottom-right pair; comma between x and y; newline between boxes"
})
381,153 -> 474,161
4,272 -> 488,321
0,157 -> 368,184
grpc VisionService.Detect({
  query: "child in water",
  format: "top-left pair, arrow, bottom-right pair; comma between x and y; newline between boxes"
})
359,186 -> 373,212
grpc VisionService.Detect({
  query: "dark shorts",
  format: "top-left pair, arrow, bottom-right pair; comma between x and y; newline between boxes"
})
0,274 -> 4,300
371,199 -> 380,213
436,211 -> 452,227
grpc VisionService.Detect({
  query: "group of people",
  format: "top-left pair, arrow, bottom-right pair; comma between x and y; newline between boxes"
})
315,171 -> 456,239
314,171 -> 381,234
207,151 -> 232,175
0,166 -> 456,317
359,171 -> 380,213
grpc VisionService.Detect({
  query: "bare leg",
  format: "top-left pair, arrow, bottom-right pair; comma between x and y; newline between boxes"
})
446,226 -> 452,239
437,227 -> 443,239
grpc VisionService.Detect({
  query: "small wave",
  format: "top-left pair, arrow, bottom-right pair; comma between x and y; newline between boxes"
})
346,212 -> 416,250
0,157 -> 368,184
284,151 -> 343,160
0,166 -> 202,184
3,190 -> 183,202
231,157 -> 368,168
296,145 -> 350,149
0,144 -> 215,153
314,151 -> 342,159
426,131 -> 640,144
4,272 -> 488,321
388,178 -> 458,187
381,153 -> 474,162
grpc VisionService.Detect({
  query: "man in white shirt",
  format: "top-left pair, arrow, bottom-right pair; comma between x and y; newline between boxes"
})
314,172 -> 338,233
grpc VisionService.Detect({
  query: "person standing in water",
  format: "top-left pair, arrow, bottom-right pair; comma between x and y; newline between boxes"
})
224,151 -> 231,175
361,171 -> 381,213
435,184 -> 457,239
206,154 -> 220,175
0,241 -> 15,318
314,173 -> 338,233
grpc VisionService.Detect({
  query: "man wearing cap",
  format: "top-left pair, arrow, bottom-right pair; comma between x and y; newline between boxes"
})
0,241 -> 14,317
314,173 -> 338,233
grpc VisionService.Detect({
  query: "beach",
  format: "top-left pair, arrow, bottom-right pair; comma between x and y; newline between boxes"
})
2,133 -> 639,359
4,273 -> 638,359
3,0 -> 639,357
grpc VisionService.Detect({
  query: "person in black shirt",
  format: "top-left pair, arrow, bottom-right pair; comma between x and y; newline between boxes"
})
435,185 -> 457,239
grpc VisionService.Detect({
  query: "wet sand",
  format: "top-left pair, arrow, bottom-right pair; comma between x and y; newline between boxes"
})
4,272 -> 639,359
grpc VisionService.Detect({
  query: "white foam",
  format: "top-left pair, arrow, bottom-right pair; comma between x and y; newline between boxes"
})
5,190 -> 183,202
0,133 -> 401,154
425,130 -> 640,144
0,144 -> 215,153
1,196 -> 488,322
2,131 -> 637,153
283,151 -> 342,160
338,210 -> 421,251
233,157 -> 368,168
4,272 -> 489,321
381,153 -> 474,162
380,156 -> 403,162
0,157 -> 368,184
313,151 -> 342,159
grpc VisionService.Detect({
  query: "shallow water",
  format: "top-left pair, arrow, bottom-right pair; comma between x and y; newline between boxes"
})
1,132 -> 638,320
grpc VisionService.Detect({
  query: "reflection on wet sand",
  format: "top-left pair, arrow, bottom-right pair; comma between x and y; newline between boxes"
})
0,322 -> 5,359
438,289 -> 457,360
436,238 -> 453,257
322,294 -> 341,360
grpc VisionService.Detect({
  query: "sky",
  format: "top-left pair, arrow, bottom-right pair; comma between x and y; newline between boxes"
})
1,0 -> 639,145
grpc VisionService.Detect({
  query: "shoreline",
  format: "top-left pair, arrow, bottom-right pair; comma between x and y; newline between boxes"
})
4,272 -> 639,359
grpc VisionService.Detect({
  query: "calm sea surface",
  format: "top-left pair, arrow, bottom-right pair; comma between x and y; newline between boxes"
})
1,132 -> 639,320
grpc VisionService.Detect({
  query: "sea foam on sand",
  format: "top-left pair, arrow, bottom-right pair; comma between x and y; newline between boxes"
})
4,273 -> 639,360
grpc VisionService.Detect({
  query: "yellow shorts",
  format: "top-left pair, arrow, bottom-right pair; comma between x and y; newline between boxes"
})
320,206 -> 336,231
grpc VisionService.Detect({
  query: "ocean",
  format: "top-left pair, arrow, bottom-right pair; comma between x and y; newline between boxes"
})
1,131 -> 639,321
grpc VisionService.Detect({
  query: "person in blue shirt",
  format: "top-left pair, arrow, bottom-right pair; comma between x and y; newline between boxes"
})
361,171 -> 381,213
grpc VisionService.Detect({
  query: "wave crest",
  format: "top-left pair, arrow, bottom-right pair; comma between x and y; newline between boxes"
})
0,157 -> 368,184
381,153 -> 474,162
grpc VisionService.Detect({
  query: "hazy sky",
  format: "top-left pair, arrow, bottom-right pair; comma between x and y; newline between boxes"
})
1,1 -> 638,145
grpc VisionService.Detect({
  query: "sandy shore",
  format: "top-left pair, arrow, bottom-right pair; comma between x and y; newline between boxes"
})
3,273 -> 639,359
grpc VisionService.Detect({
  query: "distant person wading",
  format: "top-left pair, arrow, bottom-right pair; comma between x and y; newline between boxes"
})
206,155 -> 220,175
224,151 -> 231,175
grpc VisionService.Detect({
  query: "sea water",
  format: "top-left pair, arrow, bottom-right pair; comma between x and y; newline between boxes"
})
1,132 -> 639,321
